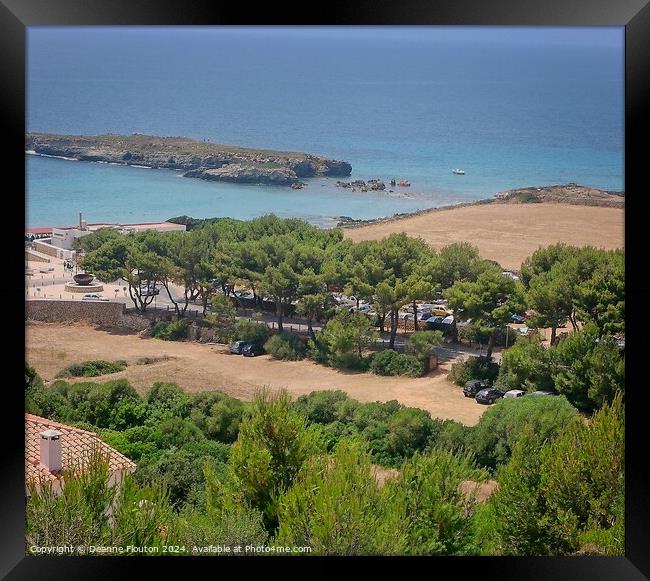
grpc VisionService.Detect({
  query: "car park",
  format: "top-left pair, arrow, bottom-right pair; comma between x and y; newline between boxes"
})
463,379 -> 487,397
140,285 -> 160,296
504,389 -> 526,398
475,388 -> 505,404
229,340 -> 251,354
242,343 -> 265,357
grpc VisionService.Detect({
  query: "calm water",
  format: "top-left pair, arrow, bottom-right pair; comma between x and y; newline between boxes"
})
26,27 -> 624,227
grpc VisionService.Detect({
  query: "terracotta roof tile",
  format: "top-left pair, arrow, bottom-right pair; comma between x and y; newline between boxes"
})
25,414 -> 136,485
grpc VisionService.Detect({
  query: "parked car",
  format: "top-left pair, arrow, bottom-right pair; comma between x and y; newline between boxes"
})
242,343 -> 265,357
140,285 -> 160,296
82,293 -> 110,301
504,389 -> 526,398
229,340 -> 251,354
475,388 -> 505,405
510,313 -> 526,324
529,390 -> 555,397
463,379 -> 488,397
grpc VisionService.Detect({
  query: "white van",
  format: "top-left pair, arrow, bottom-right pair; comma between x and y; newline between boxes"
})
504,389 -> 526,398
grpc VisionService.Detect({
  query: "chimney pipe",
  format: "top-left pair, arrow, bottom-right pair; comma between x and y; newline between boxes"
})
39,429 -> 63,472
79,212 -> 82,229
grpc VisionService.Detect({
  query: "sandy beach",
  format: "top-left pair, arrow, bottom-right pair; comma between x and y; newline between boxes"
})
344,202 -> 624,271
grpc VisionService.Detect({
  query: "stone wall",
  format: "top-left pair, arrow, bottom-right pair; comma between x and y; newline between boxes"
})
26,249 -> 50,263
32,239 -> 75,260
25,299 -> 149,331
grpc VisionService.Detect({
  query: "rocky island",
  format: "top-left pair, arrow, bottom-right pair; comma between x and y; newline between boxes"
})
25,132 -> 352,186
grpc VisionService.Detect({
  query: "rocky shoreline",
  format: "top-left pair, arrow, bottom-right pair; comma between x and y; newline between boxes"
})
336,183 -> 624,228
25,132 -> 352,187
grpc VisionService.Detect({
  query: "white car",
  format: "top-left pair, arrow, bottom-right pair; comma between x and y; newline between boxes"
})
82,293 -> 110,301
504,389 -> 526,398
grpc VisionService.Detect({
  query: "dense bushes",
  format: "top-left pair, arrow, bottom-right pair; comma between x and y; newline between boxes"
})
294,391 -> 465,468
448,356 -> 499,386
233,319 -> 271,344
264,332 -> 306,360
369,350 -> 424,378
311,311 -> 377,371
469,395 -> 578,470
495,336 -> 555,393
151,319 -> 189,341
493,324 -> 624,412
56,360 -> 127,378
25,359 -> 624,556
490,396 -> 624,555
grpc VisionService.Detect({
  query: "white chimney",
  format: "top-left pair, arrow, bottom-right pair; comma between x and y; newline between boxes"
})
39,429 -> 63,472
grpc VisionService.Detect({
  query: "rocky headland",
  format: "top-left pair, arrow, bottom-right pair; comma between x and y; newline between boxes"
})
25,132 -> 352,186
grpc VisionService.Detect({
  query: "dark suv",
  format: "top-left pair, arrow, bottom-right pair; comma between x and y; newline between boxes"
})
229,340 -> 251,355
463,379 -> 487,398
242,343 -> 265,357
475,388 -> 505,405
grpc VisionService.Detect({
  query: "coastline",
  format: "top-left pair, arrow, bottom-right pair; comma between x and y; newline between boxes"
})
25,132 -> 353,188
336,183 -> 624,229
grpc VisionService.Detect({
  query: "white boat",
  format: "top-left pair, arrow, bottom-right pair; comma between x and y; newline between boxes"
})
452,168 -> 465,175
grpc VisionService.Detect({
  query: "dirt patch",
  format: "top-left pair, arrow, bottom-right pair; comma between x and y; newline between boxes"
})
345,203 -> 623,271
459,480 -> 498,503
26,321 -> 486,426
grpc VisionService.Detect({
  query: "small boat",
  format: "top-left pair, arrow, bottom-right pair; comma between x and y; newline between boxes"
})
452,169 -> 465,175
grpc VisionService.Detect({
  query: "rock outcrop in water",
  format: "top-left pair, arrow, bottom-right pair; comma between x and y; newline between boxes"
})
336,179 -> 386,191
25,133 -> 352,186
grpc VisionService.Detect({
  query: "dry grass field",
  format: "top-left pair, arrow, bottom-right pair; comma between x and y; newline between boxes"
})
27,321 -> 487,426
344,203 -> 624,271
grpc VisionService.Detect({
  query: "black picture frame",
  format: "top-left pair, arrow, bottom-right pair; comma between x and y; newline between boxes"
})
4,1 -> 649,578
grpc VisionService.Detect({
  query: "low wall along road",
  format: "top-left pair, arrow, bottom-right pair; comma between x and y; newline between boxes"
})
26,299 -> 149,331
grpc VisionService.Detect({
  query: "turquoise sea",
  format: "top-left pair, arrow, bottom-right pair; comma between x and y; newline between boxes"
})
26,27 -> 624,227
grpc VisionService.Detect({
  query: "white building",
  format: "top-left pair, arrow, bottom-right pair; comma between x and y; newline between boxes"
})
49,213 -> 186,250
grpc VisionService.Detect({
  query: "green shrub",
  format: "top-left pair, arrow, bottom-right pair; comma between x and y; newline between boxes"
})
495,336 -> 555,393
405,330 -> 443,360
514,191 -> 542,203
233,319 -> 271,344
294,390 -> 354,424
369,350 -> 424,378
332,352 -> 373,371
307,333 -> 331,364
56,360 -> 127,378
151,319 -> 189,341
386,408 -> 436,459
264,332 -> 306,360
448,356 -> 499,386
189,391 -> 248,444
145,382 -> 191,423
470,395 -> 578,470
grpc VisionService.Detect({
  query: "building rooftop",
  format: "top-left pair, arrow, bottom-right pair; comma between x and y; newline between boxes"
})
53,221 -> 186,232
25,414 -> 136,485
25,227 -> 54,235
